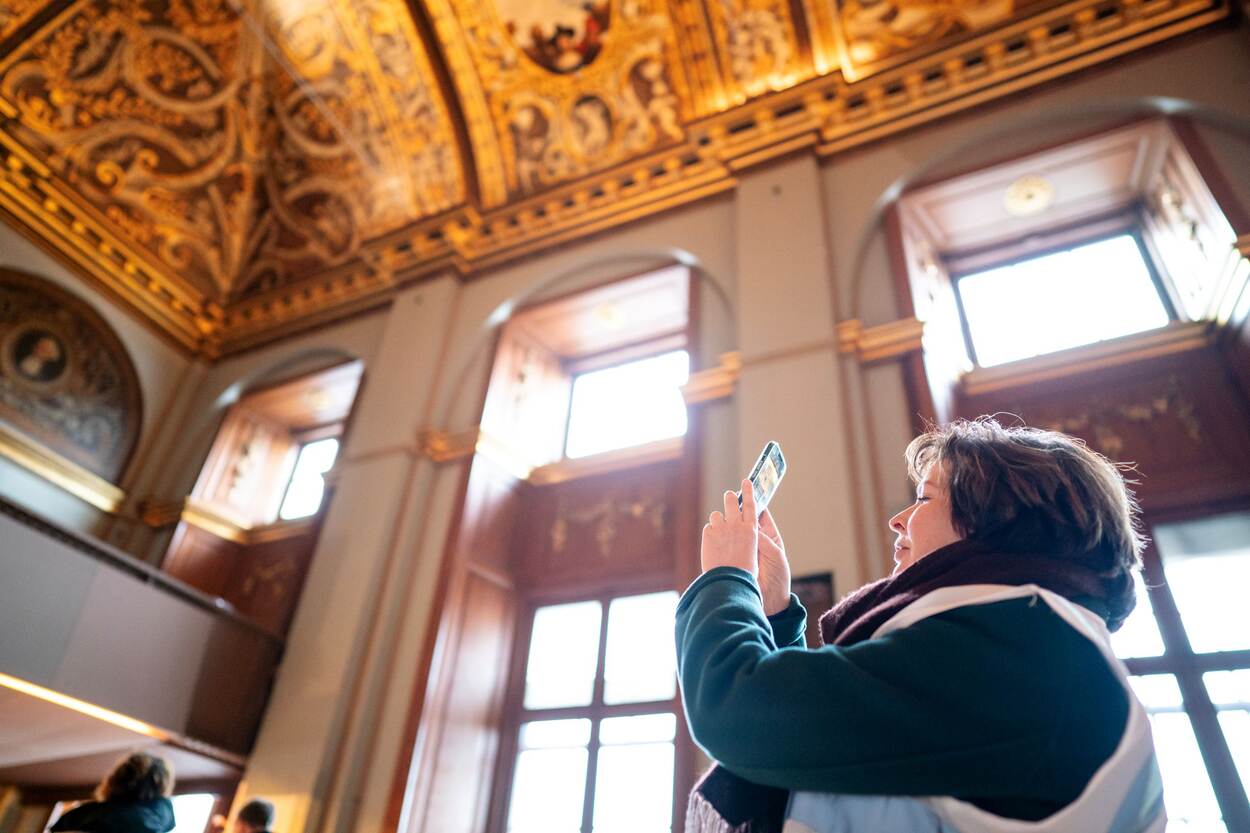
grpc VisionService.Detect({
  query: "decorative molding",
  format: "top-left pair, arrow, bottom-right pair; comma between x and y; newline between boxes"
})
836,317 -> 925,362
0,0 -> 1229,357
1024,374 -> 1202,459
529,437 -> 683,486
0,422 -> 125,513
417,427 -> 482,464
179,497 -> 250,544
961,321 -> 1215,396
140,495 -> 316,545
246,516 -> 318,545
681,351 -> 741,404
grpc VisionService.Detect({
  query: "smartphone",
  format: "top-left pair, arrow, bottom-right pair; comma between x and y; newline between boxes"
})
738,441 -> 786,517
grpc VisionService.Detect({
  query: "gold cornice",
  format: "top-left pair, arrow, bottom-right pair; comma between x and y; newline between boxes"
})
961,321 -> 1216,396
528,437 -> 684,485
179,498 -> 250,544
141,496 -> 247,543
836,317 -> 925,362
816,0 -> 1230,155
139,496 -> 316,545
0,135 -> 217,354
0,423 -> 125,513
417,427 -> 482,463
681,351 -> 742,404
414,426 -> 684,484
247,517 -> 318,545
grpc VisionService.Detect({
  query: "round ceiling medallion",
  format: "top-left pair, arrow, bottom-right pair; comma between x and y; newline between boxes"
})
1003,175 -> 1055,216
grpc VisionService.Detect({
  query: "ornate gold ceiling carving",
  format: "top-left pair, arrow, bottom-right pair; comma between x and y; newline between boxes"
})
0,0 -> 1232,356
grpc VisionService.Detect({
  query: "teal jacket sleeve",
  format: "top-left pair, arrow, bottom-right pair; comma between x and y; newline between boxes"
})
768,593 -> 807,648
675,568 -> 1128,805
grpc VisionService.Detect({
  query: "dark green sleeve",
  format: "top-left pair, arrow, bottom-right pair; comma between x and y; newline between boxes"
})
767,593 -> 807,648
675,568 -> 1127,805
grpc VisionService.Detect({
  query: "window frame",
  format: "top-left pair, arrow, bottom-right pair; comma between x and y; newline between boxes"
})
489,582 -> 685,833
948,223 -> 1178,369
1123,500 -> 1250,830
275,428 -> 343,521
560,344 -> 691,462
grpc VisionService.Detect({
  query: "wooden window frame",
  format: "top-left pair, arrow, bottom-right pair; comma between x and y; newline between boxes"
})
487,585 -> 685,833
1124,501 -> 1250,831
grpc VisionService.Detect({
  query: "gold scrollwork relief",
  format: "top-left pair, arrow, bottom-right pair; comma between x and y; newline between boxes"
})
834,0 -> 1017,77
0,0 -> 44,42
1024,376 -> 1202,460
445,0 -> 687,197
707,0 -> 805,100
550,491 -> 668,559
0,0 -> 463,301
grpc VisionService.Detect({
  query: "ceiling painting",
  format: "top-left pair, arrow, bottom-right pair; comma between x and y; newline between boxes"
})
443,0 -> 689,198
0,0 -> 1230,355
497,0 -> 612,74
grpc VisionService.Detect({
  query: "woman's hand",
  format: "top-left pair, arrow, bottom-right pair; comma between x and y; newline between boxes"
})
757,508 -> 791,616
701,480 -> 759,575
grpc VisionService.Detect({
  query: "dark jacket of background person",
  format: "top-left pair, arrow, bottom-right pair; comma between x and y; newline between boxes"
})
50,797 -> 176,833
51,751 -> 176,833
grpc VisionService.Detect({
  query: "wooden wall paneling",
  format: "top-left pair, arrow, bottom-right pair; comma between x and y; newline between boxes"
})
957,345 -> 1250,512
185,617 -> 284,753
223,523 -> 321,636
414,567 -> 516,833
514,459 -> 681,594
394,451 -> 523,833
161,521 -> 241,598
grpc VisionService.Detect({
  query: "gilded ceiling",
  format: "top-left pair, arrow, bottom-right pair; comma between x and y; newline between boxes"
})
0,0 -> 1232,355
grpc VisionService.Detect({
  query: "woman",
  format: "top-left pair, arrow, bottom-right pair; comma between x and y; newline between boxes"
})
676,418 -> 1164,833
51,751 -> 175,833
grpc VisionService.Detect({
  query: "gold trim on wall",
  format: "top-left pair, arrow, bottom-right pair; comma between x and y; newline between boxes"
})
140,496 -> 317,545
681,351 -> 742,404
836,317 -> 925,362
0,423 -> 124,513
418,428 -> 482,464
961,321 -> 1215,396
529,437 -> 684,486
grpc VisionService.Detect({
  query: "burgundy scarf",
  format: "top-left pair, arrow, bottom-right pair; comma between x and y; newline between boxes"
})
685,538 -> 1113,833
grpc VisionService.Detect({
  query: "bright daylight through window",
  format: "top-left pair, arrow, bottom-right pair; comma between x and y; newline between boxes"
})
507,591 -> 679,833
278,437 -> 340,520
564,350 -> 690,459
957,235 -> 1170,368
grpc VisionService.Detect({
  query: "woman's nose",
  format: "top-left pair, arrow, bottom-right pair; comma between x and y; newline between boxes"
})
888,505 -> 912,533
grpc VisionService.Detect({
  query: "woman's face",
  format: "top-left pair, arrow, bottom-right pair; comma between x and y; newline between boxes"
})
888,461 -> 962,574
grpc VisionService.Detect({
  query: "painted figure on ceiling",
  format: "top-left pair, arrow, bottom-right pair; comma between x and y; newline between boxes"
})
501,0 -> 612,73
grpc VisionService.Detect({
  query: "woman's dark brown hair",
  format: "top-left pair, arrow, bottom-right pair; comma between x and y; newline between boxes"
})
94,752 -> 173,803
905,417 -> 1144,629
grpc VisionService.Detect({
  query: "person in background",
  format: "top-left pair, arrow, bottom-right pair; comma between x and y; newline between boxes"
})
231,798 -> 276,833
51,751 -> 175,833
678,417 -> 1164,833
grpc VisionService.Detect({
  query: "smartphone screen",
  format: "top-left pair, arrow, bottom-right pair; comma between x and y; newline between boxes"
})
740,441 -> 786,517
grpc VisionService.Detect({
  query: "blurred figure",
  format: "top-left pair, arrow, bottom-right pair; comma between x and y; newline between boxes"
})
51,751 -> 175,833
232,798 -> 275,833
